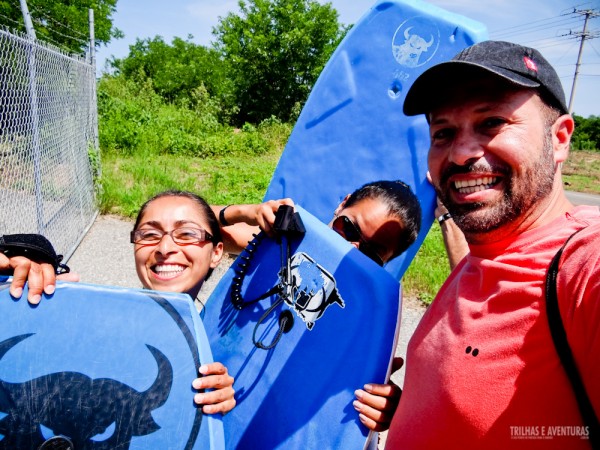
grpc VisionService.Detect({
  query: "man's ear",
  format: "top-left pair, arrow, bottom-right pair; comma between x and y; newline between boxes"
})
553,114 -> 575,164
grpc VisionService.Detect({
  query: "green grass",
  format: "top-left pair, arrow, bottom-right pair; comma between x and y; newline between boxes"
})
96,84 -> 292,218
403,224 -> 451,305
98,149 -> 282,218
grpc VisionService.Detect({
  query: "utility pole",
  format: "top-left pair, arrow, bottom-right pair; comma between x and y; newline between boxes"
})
567,8 -> 600,114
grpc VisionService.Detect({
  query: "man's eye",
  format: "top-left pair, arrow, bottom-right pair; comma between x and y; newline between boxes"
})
482,117 -> 505,128
431,128 -> 453,141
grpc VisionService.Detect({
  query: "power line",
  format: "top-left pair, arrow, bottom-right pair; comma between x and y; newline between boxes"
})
492,16 -> 582,39
587,35 -> 600,57
490,11 -> 572,32
489,5 -> 599,114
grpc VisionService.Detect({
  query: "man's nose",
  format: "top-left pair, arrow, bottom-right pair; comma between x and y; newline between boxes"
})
448,129 -> 485,166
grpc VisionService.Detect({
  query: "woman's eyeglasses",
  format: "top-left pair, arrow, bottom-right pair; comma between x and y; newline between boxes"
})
130,227 -> 214,245
331,215 -> 384,266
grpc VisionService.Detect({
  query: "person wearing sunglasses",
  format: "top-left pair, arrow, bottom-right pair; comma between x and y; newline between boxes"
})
211,180 -> 422,436
213,180 -> 423,266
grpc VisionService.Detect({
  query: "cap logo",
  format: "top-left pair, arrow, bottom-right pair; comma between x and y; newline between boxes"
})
523,56 -> 538,72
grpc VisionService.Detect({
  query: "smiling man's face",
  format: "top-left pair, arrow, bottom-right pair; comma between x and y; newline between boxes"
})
427,78 -> 558,241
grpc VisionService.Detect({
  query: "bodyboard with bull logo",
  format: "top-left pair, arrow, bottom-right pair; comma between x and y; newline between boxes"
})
262,0 -> 488,280
202,206 -> 401,449
0,281 -> 224,450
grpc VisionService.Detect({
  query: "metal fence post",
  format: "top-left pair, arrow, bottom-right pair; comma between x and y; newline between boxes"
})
89,8 -> 100,176
19,0 -> 44,234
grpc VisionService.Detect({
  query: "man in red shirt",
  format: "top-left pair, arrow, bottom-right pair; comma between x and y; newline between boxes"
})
383,40 -> 600,449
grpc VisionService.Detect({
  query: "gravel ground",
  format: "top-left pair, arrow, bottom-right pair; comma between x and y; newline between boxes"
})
66,214 -> 426,388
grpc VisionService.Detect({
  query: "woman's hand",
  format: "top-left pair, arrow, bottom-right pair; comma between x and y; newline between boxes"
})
250,198 -> 295,236
1,254 -> 80,305
192,362 -> 236,414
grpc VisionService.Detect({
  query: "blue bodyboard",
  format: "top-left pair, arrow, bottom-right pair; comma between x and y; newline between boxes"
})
263,0 -> 488,279
203,207 -> 401,449
0,281 -> 224,450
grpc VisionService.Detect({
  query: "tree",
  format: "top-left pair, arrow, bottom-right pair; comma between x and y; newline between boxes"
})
572,114 -> 600,151
112,36 -> 227,102
0,0 -> 121,54
213,0 -> 346,124
110,35 -> 236,123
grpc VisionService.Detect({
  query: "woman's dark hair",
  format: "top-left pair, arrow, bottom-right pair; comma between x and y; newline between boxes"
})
344,180 -> 422,259
133,190 -> 223,279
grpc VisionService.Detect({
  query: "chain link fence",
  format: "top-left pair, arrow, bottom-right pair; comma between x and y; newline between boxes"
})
0,27 -> 99,261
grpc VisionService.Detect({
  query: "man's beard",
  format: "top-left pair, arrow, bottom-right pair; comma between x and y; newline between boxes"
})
437,131 -> 556,234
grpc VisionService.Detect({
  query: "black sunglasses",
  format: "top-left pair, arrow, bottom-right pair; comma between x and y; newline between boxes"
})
331,215 -> 384,266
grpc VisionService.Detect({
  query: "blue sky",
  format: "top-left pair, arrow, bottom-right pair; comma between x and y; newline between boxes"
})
96,0 -> 600,117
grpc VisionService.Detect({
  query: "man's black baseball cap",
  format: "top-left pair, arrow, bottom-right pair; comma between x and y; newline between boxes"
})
403,40 -> 568,116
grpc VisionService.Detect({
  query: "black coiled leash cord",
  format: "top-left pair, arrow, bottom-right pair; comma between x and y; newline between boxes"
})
229,206 -> 305,350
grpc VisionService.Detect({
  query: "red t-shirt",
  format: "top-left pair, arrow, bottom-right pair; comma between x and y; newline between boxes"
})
386,206 -> 600,449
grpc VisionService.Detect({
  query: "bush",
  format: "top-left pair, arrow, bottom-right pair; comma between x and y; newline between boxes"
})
98,74 -> 283,158
572,114 -> 600,152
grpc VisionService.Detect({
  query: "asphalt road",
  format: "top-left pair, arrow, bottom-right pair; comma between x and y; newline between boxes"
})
566,190 -> 600,207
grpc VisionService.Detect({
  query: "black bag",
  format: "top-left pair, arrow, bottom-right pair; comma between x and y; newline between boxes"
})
0,234 -> 70,275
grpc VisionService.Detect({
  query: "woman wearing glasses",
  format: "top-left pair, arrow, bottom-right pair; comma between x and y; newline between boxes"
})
4,190 -> 236,415
131,190 -> 224,300
128,190 -> 235,415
